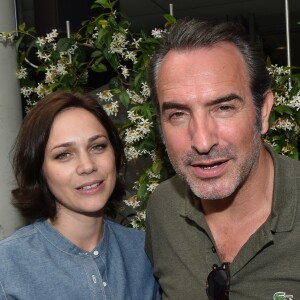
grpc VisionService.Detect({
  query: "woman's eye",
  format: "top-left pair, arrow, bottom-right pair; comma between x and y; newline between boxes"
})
55,152 -> 70,160
92,144 -> 106,152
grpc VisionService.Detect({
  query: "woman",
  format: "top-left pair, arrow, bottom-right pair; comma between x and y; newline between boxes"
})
0,91 -> 160,299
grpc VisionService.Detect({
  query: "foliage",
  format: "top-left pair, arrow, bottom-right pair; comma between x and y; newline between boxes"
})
0,0 -> 299,229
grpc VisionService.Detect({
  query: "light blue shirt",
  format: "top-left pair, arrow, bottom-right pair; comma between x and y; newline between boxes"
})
0,219 -> 160,300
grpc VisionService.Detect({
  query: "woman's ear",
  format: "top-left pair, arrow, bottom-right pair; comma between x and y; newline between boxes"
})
261,90 -> 274,135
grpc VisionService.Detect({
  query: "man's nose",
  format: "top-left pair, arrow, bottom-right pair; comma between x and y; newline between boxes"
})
189,114 -> 218,154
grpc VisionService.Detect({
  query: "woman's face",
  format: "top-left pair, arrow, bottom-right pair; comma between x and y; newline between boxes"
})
42,107 -> 116,219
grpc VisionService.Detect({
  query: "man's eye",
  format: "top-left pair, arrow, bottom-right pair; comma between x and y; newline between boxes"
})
169,111 -> 184,119
219,105 -> 234,111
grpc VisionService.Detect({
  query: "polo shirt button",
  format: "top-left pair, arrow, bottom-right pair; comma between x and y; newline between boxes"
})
211,246 -> 216,253
93,250 -> 99,256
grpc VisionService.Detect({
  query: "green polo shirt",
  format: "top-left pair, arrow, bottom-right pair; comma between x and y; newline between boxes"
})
145,145 -> 300,299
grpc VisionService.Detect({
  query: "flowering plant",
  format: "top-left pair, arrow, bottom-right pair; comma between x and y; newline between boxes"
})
1,0 -> 299,229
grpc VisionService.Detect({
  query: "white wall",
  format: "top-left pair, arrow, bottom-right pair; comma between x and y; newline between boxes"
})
0,0 -> 25,238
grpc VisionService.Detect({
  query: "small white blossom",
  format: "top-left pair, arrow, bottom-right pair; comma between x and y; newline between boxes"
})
151,28 -> 164,39
110,31 -> 128,54
126,89 -> 145,104
289,91 -> 300,111
271,117 -> 295,131
16,66 -> 28,79
45,29 -> 58,43
131,38 -> 142,49
146,170 -> 161,179
125,146 -> 141,161
103,101 -> 119,116
20,87 -> 33,98
36,37 -> 46,47
119,64 -> 130,79
123,198 -> 141,209
123,51 -> 137,64
97,90 -> 114,102
0,32 -> 15,42
146,182 -> 159,192
34,83 -> 49,98
140,82 -> 150,97
127,110 -> 140,122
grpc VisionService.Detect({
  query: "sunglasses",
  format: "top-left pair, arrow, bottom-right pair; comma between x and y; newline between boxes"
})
206,262 -> 230,300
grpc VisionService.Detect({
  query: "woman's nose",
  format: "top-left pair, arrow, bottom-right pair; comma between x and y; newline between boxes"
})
76,153 -> 97,174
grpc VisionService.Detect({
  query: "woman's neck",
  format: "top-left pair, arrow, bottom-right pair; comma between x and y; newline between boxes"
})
49,211 -> 104,252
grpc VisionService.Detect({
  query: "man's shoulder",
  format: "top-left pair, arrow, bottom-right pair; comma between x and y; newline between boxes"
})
151,175 -> 186,197
272,149 -> 300,177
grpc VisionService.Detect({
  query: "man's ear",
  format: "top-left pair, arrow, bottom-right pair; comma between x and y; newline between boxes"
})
261,90 -> 274,135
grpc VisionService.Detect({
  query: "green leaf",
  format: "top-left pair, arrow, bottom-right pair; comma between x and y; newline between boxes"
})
163,14 -> 176,24
91,62 -> 107,72
152,161 -> 162,174
94,0 -> 113,9
56,38 -> 73,52
119,91 -> 130,108
91,50 -> 103,58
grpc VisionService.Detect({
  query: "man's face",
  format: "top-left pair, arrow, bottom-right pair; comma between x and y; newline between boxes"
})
157,42 -> 269,200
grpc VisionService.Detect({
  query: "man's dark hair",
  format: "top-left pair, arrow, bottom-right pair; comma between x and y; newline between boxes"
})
149,18 -> 271,128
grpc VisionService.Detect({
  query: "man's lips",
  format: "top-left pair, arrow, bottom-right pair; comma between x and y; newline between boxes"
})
190,159 -> 229,178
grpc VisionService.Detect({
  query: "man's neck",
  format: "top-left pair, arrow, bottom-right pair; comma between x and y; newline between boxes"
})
201,146 -> 274,262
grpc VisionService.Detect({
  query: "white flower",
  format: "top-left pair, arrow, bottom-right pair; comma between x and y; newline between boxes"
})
103,101 -> 119,116
125,146 -> 141,161
146,182 -> 159,192
16,66 -> 28,79
45,29 -> 58,43
119,64 -> 130,79
127,110 -> 140,122
146,170 -> 161,179
0,32 -> 15,42
123,198 -> 141,209
126,89 -> 145,104
289,91 -> 300,111
20,87 -> 33,98
140,82 -> 150,97
97,90 -> 114,102
271,117 -> 295,131
151,28 -> 164,39
34,83 -> 49,98
123,51 -> 137,64
131,38 -> 142,49
124,128 -> 142,143
109,31 -> 128,54
36,37 -> 46,47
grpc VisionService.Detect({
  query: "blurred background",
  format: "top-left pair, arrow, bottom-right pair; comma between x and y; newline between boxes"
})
16,0 -> 300,67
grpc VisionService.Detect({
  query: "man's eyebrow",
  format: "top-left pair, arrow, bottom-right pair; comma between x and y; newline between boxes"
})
161,102 -> 189,113
209,93 -> 243,105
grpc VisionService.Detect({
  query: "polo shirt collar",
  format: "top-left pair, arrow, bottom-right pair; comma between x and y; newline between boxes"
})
181,144 -> 298,233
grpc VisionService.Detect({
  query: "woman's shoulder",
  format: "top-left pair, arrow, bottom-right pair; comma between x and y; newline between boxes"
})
0,223 -> 36,244
104,219 -> 145,242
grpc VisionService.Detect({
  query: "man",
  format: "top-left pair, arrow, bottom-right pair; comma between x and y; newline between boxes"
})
145,19 -> 300,299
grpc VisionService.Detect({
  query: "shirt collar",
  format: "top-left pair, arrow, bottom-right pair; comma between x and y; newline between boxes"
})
34,219 -> 109,256
181,144 -> 299,233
